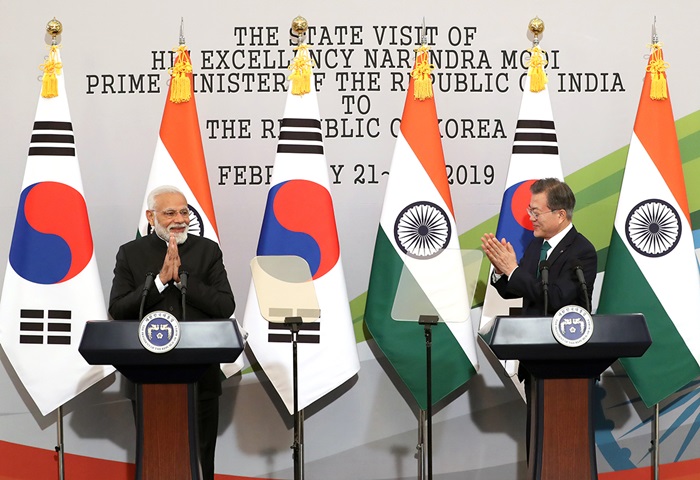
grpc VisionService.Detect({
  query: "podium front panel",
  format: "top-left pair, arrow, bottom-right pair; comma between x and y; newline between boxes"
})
79,319 -> 244,366
484,313 -> 650,361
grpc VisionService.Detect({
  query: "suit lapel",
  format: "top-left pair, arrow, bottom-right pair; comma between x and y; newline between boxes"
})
547,226 -> 578,267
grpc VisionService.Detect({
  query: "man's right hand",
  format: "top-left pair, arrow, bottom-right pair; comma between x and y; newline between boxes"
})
481,233 -> 517,276
159,234 -> 181,284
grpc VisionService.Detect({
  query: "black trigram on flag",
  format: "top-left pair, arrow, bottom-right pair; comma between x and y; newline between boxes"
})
511,119 -> 559,155
267,322 -> 320,344
19,309 -> 72,345
276,118 -> 324,155
28,121 -> 76,157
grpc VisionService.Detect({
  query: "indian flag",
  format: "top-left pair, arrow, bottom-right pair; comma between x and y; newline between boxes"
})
138,44 -> 218,241
597,43 -> 700,407
138,42 -> 242,377
364,48 -> 478,409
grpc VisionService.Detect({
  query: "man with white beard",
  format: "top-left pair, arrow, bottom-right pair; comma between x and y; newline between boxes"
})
109,185 -> 235,480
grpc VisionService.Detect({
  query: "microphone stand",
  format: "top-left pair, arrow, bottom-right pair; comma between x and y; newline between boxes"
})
179,271 -> 189,321
574,265 -> 591,313
539,261 -> 550,317
284,315 -> 304,480
139,272 -> 155,319
418,314 -> 439,480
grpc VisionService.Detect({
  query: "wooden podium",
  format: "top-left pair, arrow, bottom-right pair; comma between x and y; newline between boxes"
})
481,313 -> 651,480
79,319 -> 244,480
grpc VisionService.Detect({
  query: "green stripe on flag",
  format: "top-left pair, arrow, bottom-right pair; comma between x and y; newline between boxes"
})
364,228 -> 476,409
598,230 -> 700,407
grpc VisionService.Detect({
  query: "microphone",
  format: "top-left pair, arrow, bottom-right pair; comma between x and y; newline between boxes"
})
142,272 -> 155,297
573,260 -> 591,313
179,270 -> 189,294
539,260 -> 550,316
179,270 -> 189,321
139,272 -> 155,319
539,260 -> 550,289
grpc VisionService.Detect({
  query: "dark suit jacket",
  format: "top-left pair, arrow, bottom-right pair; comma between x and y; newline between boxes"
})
492,225 -> 597,316
108,233 -> 236,397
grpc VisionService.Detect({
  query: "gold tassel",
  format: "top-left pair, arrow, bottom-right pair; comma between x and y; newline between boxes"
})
647,43 -> 669,100
411,45 -> 434,100
288,43 -> 313,96
40,45 -> 62,98
526,45 -> 548,93
169,45 -> 193,103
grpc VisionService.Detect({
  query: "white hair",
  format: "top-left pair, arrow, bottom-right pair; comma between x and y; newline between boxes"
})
147,185 -> 185,210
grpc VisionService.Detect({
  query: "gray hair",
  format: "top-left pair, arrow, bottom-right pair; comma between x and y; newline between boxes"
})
147,185 -> 185,210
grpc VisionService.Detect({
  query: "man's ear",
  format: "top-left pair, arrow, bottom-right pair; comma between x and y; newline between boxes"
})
146,209 -> 155,227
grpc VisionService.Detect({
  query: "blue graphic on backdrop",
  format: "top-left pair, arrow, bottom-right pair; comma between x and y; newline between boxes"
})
594,380 -> 700,470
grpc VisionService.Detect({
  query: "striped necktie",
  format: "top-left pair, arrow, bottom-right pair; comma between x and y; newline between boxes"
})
537,241 -> 551,278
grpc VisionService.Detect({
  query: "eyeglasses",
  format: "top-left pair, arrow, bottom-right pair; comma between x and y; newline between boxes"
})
153,209 -> 190,219
526,208 -> 557,220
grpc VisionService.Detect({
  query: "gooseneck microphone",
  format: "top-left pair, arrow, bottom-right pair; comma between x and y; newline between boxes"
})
573,260 -> 591,313
179,270 -> 189,321
139,272 -> 155,319
539,260 -> 550,316
179,270 -> 189,295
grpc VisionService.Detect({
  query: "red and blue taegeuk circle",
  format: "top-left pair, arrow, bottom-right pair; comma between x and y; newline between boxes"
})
257,179 -> 340,280
9,182 -> 94,284
495,179 -> 536,261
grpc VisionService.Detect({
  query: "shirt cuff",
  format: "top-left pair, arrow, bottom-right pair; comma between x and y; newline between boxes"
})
154,274 -> 167,293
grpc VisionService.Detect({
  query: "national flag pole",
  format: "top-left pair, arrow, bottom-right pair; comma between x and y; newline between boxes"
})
45,19 -> 66,480
654,403 -> 660,480
411,20 -> 438,480
650,22 -> 661,480
56,406 -> 65,480
287,18 -> 314,479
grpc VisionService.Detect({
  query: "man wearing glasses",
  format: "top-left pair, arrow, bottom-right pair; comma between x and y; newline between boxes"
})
481,177 -> 597,316
481,178 -> 598,463
109,185 -> 235,480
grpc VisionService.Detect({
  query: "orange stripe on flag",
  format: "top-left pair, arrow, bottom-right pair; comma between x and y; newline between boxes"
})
160,51 -> 219,235
400,52 -> 454,216
633,52 -> 691,222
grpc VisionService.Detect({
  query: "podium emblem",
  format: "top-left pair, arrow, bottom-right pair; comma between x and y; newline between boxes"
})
551,305 -> 593,347
139,310 -> 181,353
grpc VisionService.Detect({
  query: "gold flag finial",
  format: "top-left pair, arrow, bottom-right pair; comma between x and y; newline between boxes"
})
169,18 -> 193,103
46,17 -> 63,43
291,15 -> 308,43
288,16 -> 313,96
526,17 -> 548,92
647,18 -> 669,101
40,18 -> 63,98
412,17 -> 434,101
528,17 -> 544,42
